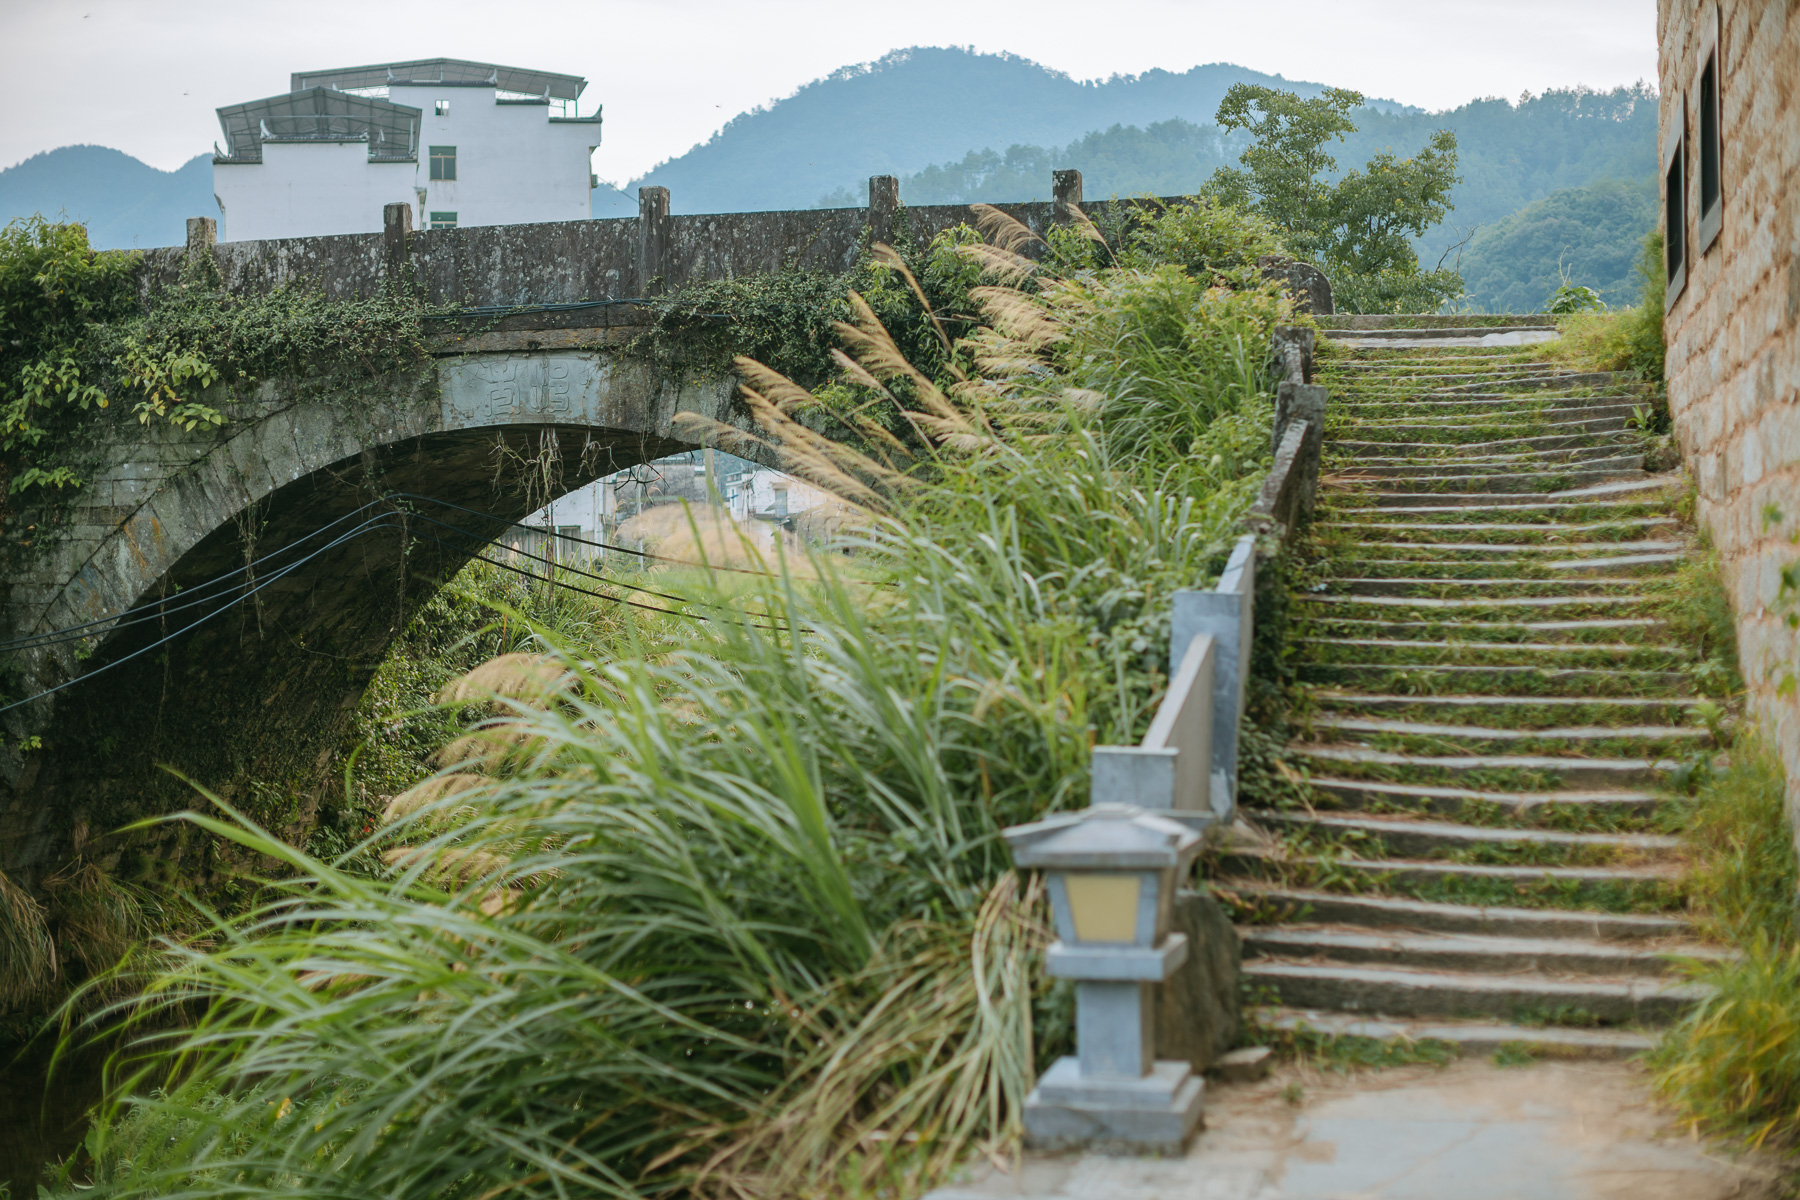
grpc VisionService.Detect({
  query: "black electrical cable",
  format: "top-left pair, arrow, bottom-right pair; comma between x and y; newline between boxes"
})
0,512 -> 419,715
387,492 -> 791,578
412,528 -> 789,632
400,508 -> 793,622
0,502 -> 800,714
0,503 -> 416,654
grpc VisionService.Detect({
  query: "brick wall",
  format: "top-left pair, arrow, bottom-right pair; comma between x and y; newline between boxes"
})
1659,0 -> 1800,812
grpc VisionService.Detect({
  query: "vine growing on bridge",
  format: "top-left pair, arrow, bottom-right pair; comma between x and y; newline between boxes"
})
1,217 -> 447,550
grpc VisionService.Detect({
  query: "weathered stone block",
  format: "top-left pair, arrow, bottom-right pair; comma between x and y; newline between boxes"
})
1154,888 -> 1241,1071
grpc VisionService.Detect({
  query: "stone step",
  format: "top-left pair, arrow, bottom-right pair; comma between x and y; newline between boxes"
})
1340,417 -> 1633,446
1346,456 -> 1647,480
1245,808 -> 1683,860
1305,713 -> 1708,746
1303,617 -> 1664,642
1341,497 -> 1678,520
1241,959 -> 1705,1025
1298,640 -> 1687,674
1289,744 -> 1678,786
1239,925 -> 1719,978
1311,691 -> 1695,721
1252,1007 -> 1657,1058
1299,775 -> 1665,817
1336,396 -> 1638,416
1343,539 -> 1682,556
1317,315 -> 1556,331
1351,466 -> 1649,489
1331,561 -> 1672,585
1339,405 -> 1640,429
1223,883 -> 1690,941
1331,360 -> 1556,373
1333,431 -> 1641,457
1302,593 -> 1655,609
1555,553 -> 1682,573
1331,520 -> 1680,540
1345,446 -> 1646,468
1321,577 -> 1663,597
1320,321 -> 1556,338
1296,662 -> 1691,696
1356,475 -> 1675,508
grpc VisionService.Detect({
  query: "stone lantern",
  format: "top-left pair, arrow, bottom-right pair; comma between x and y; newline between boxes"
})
1003,804 -> 1205,1152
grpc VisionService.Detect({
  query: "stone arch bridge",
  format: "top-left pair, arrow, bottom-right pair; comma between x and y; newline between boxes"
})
0,172 -> 1212,889
0,323 -> 740,884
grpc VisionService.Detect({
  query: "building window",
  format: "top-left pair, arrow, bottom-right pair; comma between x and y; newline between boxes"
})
429,211 -> 457,229
429,145 -> 457,181
434,99 -> 450,117
1663,104 -> 1687,309
1694,7 -> 1723,254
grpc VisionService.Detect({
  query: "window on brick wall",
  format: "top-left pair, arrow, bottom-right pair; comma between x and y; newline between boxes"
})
1694,6 -> 1723,254
1664,101 -> 1687,309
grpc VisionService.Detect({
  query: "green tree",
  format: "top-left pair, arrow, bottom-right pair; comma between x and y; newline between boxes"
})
1204,84 -> 1464,312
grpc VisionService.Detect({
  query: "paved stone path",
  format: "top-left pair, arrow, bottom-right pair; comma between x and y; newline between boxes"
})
928,1059 -> 1776,1200
1220,317 -> 1718,1054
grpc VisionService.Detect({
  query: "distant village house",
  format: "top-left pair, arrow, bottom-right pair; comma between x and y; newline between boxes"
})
211,57 -> 600,242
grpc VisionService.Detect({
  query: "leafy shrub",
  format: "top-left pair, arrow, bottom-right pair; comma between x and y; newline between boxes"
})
1545,231 -> 1667,382
1653,739 -> 1800,1147
1546,282 -> 1605,314
0,216 -> 444,501
1328,264 -> 1465,315
0,218 -> 139,493
1116,197 -> 1286,285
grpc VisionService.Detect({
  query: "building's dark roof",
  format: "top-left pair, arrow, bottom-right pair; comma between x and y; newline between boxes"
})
215,88 -> 421,163
291,58 -> 586,100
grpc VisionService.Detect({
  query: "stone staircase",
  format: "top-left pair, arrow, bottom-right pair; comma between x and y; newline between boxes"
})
1222,315 -> 1721,1057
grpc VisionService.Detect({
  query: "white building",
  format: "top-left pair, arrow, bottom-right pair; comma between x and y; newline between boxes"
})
517,453 -> 834,563
212,58 -> 601,243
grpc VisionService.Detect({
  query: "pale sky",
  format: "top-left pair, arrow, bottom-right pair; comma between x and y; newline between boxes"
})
0,0 -> 1659,180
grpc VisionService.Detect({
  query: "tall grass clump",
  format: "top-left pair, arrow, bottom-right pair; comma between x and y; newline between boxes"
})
1654,736 -> 1800,1148
1544,230 -> 1667,384
47,199 -> 1294,1199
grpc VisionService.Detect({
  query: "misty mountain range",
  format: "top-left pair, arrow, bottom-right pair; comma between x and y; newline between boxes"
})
0,46 -> 1658,310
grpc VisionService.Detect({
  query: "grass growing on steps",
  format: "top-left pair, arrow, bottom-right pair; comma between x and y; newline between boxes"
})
1652,738 -> 1800,1148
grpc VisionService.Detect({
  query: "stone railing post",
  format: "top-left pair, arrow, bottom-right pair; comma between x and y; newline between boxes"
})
1271,326 -> 1326,524
868,175 -> 899,246
382,203 -> 412,292
1052,169 -> 1083,224
183,217 -> 220,288
636,186 -> 672,297
185,216 -> 215,255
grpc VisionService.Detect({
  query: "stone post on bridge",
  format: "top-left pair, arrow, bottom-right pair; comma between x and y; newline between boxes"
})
383,203 -> 412,292
868,175 -> 900,245
636,186 -> 673,296
1052,169 -> 1084,224
184,217 -> 218,286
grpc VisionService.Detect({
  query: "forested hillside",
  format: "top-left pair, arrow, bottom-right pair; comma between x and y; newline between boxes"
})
843,82 -> 1659,311
1454,177 -> 1657,310
595,47 -> 1394,215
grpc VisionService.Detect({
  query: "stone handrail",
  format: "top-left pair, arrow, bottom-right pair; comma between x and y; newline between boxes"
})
1086,323 -> 1324,827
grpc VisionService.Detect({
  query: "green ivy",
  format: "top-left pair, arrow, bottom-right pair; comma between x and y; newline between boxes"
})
0,216 -> 447,511
0,218 -> 141,493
